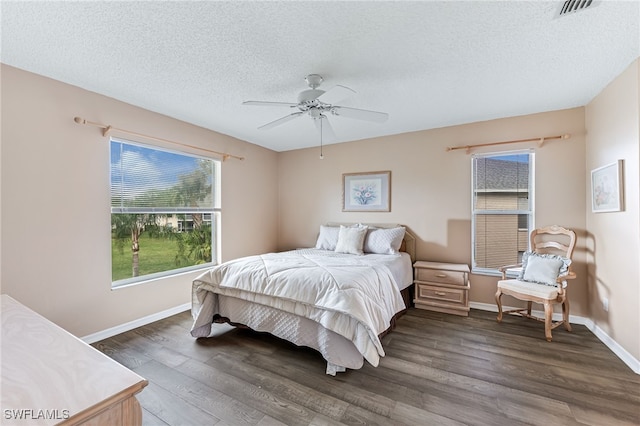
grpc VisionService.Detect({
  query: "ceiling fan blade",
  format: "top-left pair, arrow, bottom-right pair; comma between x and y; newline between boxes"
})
314,115 -> 337,142
243,100 -> 298,108
331,106 -> 389,123
317,85 -> 356,105
258,112 -> 304,130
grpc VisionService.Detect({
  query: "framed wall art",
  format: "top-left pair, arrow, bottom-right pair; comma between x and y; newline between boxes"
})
591,160 -> 624,213
342,171 -> 391,212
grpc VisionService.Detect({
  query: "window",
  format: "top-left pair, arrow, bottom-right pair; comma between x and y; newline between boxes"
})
110,138 -> 220,287
472,151 -> 534,274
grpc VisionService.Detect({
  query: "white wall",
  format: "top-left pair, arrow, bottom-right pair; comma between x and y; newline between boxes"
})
0,65 -> 279,337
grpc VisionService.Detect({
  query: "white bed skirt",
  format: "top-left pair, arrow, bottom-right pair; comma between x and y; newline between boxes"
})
192,293 -> 365,374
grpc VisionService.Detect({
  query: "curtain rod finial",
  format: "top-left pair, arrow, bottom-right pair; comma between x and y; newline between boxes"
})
74,116 -> 85,124
562,133 -> 571,139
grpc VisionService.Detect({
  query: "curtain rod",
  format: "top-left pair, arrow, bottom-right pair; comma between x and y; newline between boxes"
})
447,133 -> 571,154
73,117 -> 245,161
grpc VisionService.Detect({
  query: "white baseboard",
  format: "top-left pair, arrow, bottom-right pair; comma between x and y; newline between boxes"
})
81,302 -> 191,344
470,302 -> 640,375
585,321 -> 640,375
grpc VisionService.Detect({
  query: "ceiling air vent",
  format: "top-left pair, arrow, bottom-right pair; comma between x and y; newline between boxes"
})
557,0 -> 600,17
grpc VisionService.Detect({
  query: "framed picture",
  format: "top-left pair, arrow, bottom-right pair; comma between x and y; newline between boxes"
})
591,160 -> 624,213
342,171 -> 391,212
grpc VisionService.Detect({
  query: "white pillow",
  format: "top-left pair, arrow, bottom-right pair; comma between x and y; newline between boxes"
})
519,251 -> 571,286
315,225 -> 340,250
364,226 -> 406,254
334,225 -> 368,255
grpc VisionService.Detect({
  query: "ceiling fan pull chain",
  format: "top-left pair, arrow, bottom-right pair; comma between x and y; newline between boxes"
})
319,116 -> 324,160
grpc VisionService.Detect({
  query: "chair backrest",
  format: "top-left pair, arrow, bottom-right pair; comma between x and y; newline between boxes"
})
530,225 -> 576,261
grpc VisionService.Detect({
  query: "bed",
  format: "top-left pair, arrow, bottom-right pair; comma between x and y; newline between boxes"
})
190,223 -> 415,375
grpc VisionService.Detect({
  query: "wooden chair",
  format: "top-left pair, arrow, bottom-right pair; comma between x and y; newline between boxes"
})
495,225 -> 577,341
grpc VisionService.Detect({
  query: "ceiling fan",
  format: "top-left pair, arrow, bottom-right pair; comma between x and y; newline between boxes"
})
242,74 -> 389,146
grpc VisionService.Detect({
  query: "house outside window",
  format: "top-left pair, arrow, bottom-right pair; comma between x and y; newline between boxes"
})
110,138 -> 220,288
472,151 -> 534,274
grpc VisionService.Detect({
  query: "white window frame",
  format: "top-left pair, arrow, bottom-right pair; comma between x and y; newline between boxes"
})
471,150 -> 535,276
110,138 -> 221,288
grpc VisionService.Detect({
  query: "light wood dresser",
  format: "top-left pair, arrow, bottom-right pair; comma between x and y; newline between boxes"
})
413,261 -> 470,316
1,294 -> 148,425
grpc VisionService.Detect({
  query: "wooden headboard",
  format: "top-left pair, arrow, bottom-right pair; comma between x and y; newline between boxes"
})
326,222 -> 416,262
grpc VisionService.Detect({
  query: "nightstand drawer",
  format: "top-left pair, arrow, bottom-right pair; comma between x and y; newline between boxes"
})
416,284 -> 467,305
415,268 -> 466,286
413,261 -> 470,316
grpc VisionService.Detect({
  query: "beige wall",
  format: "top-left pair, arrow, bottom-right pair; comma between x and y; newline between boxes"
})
0,65 -> 279,337
585,59 -> 640,361
3,59 -> 637,365
278,107 -> 588,314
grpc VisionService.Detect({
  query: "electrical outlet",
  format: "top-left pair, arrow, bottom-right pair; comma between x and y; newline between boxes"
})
602,298 -> 609,312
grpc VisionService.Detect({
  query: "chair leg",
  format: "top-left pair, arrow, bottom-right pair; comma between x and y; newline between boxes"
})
544,302 -> 553,342
527,301 -> 533,316
495,289 -> 503,323
562,299 -> 572,332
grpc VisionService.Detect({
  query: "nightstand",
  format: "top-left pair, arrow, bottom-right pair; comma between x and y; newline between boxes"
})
413,261 -> 470,316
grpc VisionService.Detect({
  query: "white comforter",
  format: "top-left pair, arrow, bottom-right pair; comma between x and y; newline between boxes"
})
191,250 -> 406,367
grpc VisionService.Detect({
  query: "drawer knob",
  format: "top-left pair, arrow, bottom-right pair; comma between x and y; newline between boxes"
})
435,273 -> 447,278
435,291 -> 447,296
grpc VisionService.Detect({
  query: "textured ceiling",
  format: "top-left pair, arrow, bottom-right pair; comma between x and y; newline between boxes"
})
1,1 -> 639,152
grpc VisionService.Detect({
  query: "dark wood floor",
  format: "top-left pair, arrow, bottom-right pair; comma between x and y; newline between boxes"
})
92,308 -> 640,426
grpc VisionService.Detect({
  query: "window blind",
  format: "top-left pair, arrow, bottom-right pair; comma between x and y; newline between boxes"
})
110,139 -> 218,214
472,151 -> 534,272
